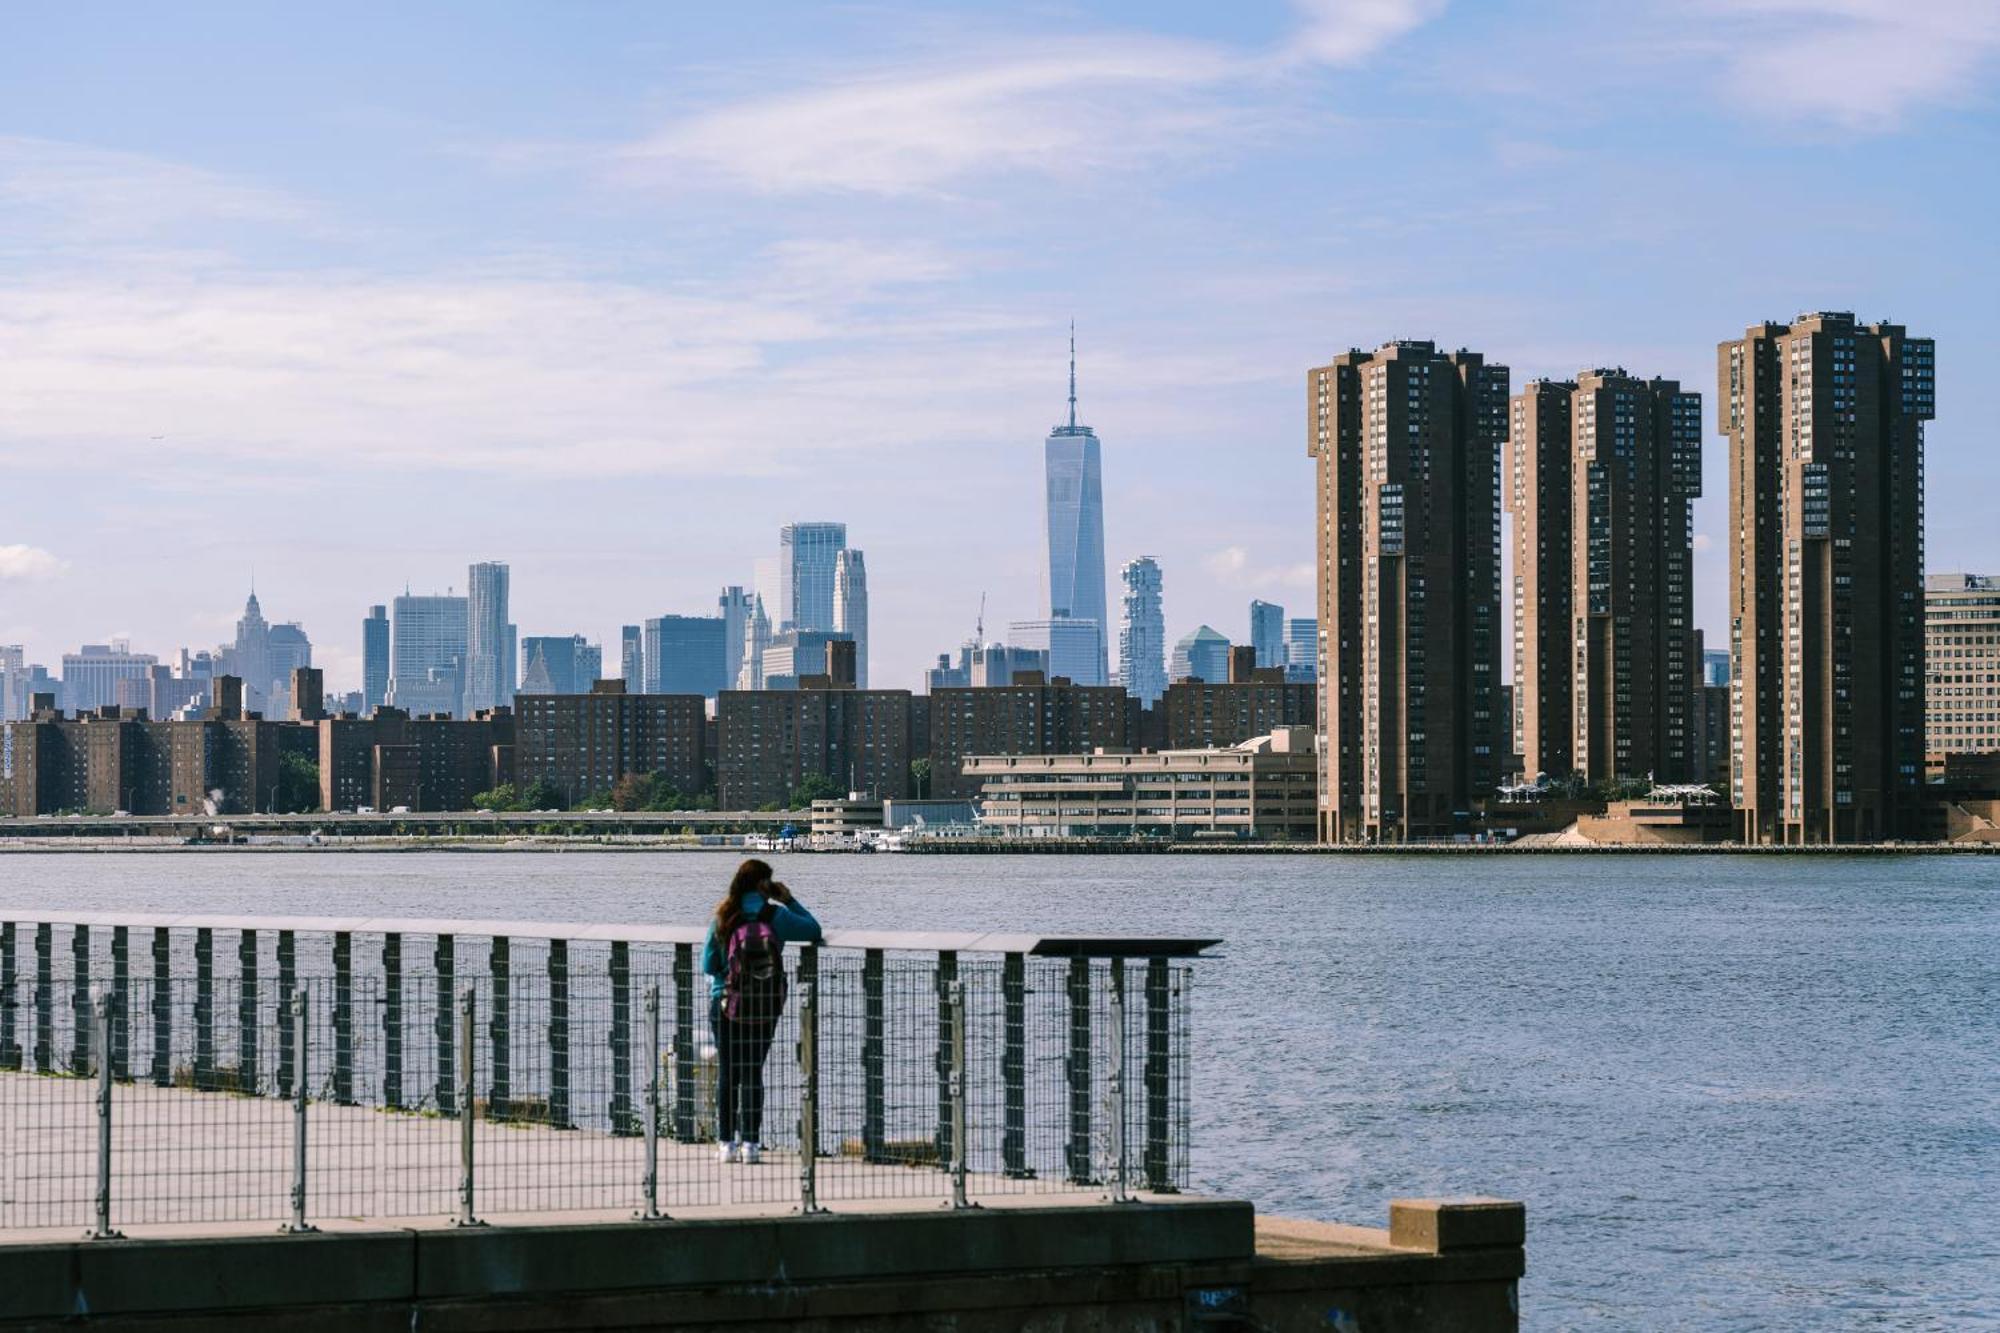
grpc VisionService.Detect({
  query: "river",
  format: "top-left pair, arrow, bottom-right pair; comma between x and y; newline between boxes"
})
2,849 -> 1994,1330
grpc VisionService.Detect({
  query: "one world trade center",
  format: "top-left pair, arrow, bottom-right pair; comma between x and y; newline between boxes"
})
1038,328 -> 1109,685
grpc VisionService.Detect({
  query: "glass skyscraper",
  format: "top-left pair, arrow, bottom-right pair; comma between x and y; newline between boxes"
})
1117,556 -> 1165,704
1249,600 -> 1285,670
389,593 -> 469,716
779,522 -> 847,633
834,549 -> 868,689
464,561 -> 510,715
1043,330 -> 1108,685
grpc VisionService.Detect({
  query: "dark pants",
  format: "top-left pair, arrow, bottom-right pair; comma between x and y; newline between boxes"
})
711,996 -> 777,1143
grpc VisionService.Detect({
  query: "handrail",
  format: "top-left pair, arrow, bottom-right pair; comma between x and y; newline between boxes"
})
0,908 -> 1218,958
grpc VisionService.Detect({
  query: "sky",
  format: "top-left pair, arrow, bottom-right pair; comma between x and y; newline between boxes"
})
2,0 -> 1997,693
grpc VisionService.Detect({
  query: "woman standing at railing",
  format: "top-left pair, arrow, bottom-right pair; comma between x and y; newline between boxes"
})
703,857 -> 822,1164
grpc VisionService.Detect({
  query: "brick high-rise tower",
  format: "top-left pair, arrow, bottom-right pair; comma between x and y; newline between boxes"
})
1721,312 -> 1934,843
1504,381 -> 1575,782
1309,340 -> 1508,842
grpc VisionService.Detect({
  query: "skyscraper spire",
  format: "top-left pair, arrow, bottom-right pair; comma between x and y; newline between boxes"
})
1067,321 -> 1077,430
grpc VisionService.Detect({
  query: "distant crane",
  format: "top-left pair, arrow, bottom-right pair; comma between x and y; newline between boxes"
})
975,591 -> 986,645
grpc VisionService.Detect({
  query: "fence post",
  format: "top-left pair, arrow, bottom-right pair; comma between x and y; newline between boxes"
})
1065,956 -> 1092,1184
111,927 -> 129,1082
671,943 -> 695,1141
1002,951 -> 1028,1178
435,934 -> 456,1115
332,932 -> 353,1104
1107,958 -> 1129,1204
238,929 -> 258,1092
947,978 -> 970,1210
934,950 -> 957,1163
609,940 -> 633,1134
194,927 -> 214,1087
0,921 -> 17,1070
455,986 -> 482,1227
637,983 -> 665,1220
489,936 -> 511,1121
34,923 -> 53,1074
282,989 -> 316,1233
549,939 -> 570,1129
382,933 -> 403,1110
1144,957 -> 1173,1193
862,948 -> 885,1162
71,924 -> 91,1073
277,930 -> 296,1097
149,928 -> 170,1087
89,987 -> 121,1240
797,955 -> 823,1214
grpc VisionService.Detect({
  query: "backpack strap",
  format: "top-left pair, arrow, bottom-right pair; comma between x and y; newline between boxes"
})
755,901 -> 778,926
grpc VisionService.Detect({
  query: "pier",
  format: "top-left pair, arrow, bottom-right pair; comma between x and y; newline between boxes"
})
0,910 -> 1524,1329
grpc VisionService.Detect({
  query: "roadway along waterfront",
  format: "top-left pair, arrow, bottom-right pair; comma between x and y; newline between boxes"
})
3,851 -> 1994,1331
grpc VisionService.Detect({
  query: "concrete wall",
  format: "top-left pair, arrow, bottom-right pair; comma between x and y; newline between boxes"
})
0,1197 -> 1525,1332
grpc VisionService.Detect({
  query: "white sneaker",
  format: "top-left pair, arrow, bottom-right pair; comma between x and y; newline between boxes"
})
716,1140 -> 739,1164
741,1142 -> 762,1165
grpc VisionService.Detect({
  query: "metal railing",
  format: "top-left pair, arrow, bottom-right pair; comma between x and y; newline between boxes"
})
0,913 -> 1209,1233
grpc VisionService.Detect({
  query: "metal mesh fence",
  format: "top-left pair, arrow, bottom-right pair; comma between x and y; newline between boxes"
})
0,922 -> 1192,1232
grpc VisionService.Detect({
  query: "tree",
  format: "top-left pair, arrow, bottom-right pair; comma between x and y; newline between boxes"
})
471,782 -> 519,810
274,753 -> 320,814
520,778 -> 567,811
909,758 -> 933,800
610,774 -> 653,812
791,773 -> 844,807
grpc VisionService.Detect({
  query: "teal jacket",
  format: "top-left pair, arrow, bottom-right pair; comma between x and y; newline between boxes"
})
702,892 -> 823,1000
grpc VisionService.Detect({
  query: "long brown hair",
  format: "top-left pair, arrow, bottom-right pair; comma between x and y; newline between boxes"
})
715,858 -> 773,936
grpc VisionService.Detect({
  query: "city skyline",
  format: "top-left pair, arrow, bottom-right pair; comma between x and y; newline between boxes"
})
5,5 -> 1994,697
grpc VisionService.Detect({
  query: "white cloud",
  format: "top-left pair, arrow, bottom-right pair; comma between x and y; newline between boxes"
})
1204,545 -> 1314,591
1287,0 -> 1447,66
0,136 -> 310,239
1694,0 -> 2000,126
0,545 -> 67,581
612,3 -> 1441,196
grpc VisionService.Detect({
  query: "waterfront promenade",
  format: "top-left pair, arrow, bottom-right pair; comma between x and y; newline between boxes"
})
0,907 -> 1524,1329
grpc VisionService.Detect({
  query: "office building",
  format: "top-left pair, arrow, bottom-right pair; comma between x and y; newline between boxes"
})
925,650 -> 970,692
643,615 -> 728,698
1284,618 -> 1318,685
833,550 -> 869,689
1008,617 -> 1102,688
926,676 -> 1136,801
363,606 -> 390,711
971,727 -> 1318,841
1311,339 -> 1508,841
268,623 -> 313,719
1925,573 -> 2000,756
1722,312 -> 1934,843
60,643 -> 159,715
620,625 -> 643,693
514,683 -> 707,805
1042,331 -> 1109,685
1,645 -> 28,722
715,681 -> 913,809
718,586 -> 754,691
318,708 -> 513,814
1249,601 -> 1285,671
739,598 -> 771,690
464,561 -> 510,715
1169,626 -> 1230,685
1117,557 -> 1166,705
779,522 -> 847,632
520,635 -> 599,696
389,592 -> 469,717
760,629 -> 852,691
1507,370 -> 1702,785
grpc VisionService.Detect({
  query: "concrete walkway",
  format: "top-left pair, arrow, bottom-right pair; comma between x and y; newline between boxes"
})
0,1073 -> 1065,1236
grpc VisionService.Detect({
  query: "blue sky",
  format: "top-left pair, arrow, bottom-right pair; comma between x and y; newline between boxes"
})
2,0 -> 1996,691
